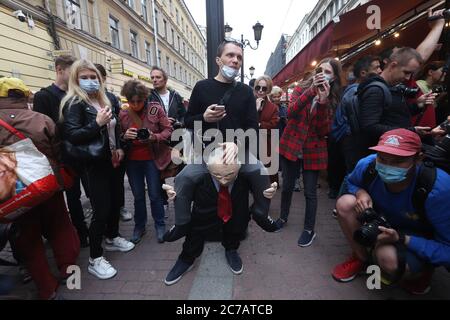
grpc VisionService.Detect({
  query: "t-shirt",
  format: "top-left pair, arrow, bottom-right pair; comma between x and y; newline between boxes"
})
348,154 -> 450,267
184,79 -> 258,137
160,92 -> 170,114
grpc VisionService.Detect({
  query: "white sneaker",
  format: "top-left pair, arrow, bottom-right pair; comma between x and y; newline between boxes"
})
105,237 -> 135,252
88,256 -> 117,280
120,207 -> 133,221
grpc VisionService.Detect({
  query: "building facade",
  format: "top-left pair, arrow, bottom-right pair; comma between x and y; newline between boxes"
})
285,0 -> 370,65
0,0 -> 207,98
264,34 -> 290,78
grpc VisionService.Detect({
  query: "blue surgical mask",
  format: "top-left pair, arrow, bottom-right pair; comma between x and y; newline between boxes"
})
324,74 -> 334,84
220,65 -> 239,81
375,161 -> 412,184
79,79 -> 100,93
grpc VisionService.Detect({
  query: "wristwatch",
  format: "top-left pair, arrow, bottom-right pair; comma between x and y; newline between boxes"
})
397,231 -> 406,245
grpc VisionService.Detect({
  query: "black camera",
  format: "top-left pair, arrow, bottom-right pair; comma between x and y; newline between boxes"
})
432,85 -> 447,94
353,208 -> 392,247
440,120 -> 450,134
136,128 -> 150,140
172,121 -> 184,130
395,84 -> 420,98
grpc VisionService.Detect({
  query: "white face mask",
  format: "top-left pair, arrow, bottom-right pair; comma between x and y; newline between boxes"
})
220,65 -> 239,81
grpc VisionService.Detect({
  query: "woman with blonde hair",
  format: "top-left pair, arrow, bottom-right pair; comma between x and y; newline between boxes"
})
61,59 -> 134,280
253,75 -> 279,184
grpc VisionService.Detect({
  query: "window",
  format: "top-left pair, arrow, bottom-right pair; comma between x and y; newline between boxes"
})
176,8 -> 179,24
173,61 -> 177,78
154,10 -> 159,33
171,28 -> 175,44
141,0 -> 148,22
184,70 -> 187,84
177,36 -> 181,50
179,66 -> 182,80
158,49 -> 162,65
130,30 -> 139,58
166,57 -> 171,76
163,19 -> 168,38
65,0 -> 82,29
109,15 -> 120,49
128,0 -> 135,9
169,0 -> 173,14
145,41 -> 152,65
181,17 -> 184,31
182,42 -> 185,56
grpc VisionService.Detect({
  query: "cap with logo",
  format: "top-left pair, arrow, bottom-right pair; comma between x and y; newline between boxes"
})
0,77 -> 30,98
369,128 -> 422,157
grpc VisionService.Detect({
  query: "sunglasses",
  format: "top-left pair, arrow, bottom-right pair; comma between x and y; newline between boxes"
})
255,86 -> 268,92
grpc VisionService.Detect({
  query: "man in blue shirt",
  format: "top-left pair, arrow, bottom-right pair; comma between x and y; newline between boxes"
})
331,129 -> 450,295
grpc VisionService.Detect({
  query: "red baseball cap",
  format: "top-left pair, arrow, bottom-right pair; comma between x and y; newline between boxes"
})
369,129 -> 422,157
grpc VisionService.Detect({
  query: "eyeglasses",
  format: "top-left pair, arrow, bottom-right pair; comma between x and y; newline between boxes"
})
255,86 -> 268,92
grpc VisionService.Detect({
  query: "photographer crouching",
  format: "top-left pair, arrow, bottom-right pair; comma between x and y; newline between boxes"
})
331,128 -> 450,295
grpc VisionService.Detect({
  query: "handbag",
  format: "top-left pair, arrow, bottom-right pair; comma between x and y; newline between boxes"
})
0,119 -> 61,222
62,126 -> 110,161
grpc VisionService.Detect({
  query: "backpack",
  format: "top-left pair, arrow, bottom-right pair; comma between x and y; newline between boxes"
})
344,81 -> 393,135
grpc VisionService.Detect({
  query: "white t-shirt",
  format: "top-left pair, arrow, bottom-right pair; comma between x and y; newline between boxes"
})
160,92 -> 170,114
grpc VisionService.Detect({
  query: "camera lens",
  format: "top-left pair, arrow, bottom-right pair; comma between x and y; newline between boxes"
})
354,222 -> 382,247
137,129 -> 150,140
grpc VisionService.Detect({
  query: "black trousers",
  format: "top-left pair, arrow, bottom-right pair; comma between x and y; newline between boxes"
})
65,171 -> 90,238
179,214 -> 250,265
83,161 -> 122,259
327,138 -> 346,191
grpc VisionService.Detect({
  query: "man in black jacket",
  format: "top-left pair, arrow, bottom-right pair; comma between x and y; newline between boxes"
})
165,41 -> 279,239
149,66 -> 186,126
33,55 -> 75,123
356,48 -> 435,159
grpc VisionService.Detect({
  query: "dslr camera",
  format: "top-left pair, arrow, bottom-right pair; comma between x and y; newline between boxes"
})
136,128 -> 150,140
353,208 -> 392,247
172,120 -> 184,130
395,84 -> 420,98
432,85 -> 447,94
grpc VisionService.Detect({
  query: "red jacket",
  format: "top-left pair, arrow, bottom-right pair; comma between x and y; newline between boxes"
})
279,86 -> 331,171
258,99 -> 279,158
119,102 -> 173,170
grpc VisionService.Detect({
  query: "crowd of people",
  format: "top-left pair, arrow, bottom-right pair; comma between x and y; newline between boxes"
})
0,8 -> 449,299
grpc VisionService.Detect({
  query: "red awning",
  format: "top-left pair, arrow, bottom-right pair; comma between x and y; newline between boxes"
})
333,0 -> 440,50
273,0 -> 440,87
273,23 -> 334,87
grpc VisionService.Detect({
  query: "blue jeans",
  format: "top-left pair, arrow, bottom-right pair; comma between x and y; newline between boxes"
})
280,156 -> 319,231
126,160 -> 165,231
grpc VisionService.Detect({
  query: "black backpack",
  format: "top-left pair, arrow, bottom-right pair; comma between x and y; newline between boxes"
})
344,81 -> 393,135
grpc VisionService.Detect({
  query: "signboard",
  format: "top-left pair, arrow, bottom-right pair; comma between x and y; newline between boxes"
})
110,58 -> 124,74
52,50 -> 73,57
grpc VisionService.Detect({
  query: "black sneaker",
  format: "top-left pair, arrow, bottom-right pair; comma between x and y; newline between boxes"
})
297,230 -> 316,247
275,218 -> 287,231
164,259 -> 194,286
225,250 -> 243,275
156,226 -> 165,244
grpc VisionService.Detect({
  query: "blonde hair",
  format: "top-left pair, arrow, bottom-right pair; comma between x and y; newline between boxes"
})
271,86 -> 283,96
254,75 -> 273,96
60,59 -> 111,121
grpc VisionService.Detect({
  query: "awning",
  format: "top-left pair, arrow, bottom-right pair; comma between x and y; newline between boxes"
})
272,23 -> 334,87
273,0 -> 440,88
332,0 -> 436,51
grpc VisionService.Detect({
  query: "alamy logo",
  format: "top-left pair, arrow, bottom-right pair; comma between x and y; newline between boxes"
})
366,5 -> 381,31
366,265 -> 382,290
66,265 -> 81,290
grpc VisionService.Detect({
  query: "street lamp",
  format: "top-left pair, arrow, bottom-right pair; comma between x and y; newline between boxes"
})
224,23 -> 233,39
249,66 -> 255,78
225,22 -> 264,83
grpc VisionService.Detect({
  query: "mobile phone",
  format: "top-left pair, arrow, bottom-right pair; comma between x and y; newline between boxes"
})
214,105 -> 225,111
315,67 -> 325,90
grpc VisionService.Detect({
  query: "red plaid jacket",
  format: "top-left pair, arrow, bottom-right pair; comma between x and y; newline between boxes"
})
279,86 -> 332,171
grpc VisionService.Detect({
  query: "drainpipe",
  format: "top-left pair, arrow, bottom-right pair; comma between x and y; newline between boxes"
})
44,0 -> 60,49
151,0 -> 160,67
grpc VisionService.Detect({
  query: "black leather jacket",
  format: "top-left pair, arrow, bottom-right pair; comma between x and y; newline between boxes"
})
62,98 -> 122,159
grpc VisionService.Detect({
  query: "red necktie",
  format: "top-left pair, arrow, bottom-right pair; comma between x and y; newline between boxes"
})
217,185 -> 232,223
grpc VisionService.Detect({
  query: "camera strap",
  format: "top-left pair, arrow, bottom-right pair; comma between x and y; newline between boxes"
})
219,81 -> 241,106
